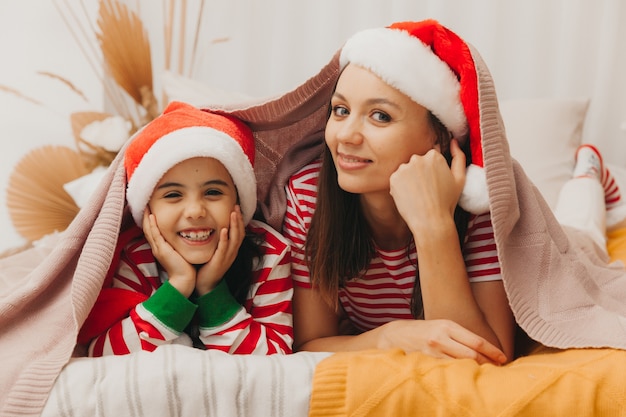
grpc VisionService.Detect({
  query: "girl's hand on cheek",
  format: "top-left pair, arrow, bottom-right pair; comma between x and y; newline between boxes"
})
196,205 -> 246,296
142,208 -> 196,297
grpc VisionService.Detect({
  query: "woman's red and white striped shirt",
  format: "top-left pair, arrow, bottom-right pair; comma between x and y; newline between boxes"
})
282,160 -> 501,332
87,220 -> 293,356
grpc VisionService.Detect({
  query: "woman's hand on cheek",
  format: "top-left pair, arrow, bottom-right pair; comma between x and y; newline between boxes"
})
142,208 -> 196,298
195,205 -> 246,296
390,139 -> 465,229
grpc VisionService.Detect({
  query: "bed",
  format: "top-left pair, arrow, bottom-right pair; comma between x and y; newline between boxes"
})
2,49 -> 626,417
44,98 -> 626,417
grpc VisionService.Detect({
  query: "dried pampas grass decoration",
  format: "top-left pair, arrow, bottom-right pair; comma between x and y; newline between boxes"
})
71,111 -> 118,170
37,71 -> 89,102
0,84 -> 43,107
4,0 -> 216,243
97,0 -> 158,122
6,145 -> 90,242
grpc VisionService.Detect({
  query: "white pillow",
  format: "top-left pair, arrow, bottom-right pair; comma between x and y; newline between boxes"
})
500,98 -> 589,209
63,166 -> 108,209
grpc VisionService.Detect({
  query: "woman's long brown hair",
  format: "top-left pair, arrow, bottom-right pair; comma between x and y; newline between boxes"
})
305,113 -> 470,318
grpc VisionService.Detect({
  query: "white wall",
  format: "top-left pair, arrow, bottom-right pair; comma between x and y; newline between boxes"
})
0,1 -> 102,252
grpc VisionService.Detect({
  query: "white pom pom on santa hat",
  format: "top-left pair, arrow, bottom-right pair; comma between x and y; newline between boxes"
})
340,19 -> 489,214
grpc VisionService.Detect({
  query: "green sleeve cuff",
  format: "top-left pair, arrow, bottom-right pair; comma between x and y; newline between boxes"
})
142,281 -> 197,332
196,280 -> 242,327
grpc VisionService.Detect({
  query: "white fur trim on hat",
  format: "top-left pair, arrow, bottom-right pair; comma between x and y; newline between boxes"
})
340,27 -> 468,139
126,126 -> 256,226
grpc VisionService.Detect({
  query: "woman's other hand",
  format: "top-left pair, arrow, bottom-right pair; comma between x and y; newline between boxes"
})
378,318 -> 507,365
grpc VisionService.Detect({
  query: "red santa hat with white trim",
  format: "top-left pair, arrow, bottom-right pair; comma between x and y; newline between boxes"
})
339,19 -> 488,214
124,101 -> 257,226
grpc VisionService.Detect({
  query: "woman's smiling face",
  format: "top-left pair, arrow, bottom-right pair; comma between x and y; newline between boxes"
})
325,64 -> 437,195
147,157 -> 238,265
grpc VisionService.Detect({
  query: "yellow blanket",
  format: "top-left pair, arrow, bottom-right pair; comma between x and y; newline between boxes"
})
309,346 -> 626,416
608,226 -> 626,266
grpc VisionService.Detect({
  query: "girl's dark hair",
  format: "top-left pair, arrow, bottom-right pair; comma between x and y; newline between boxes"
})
224,232 -> 262,304
305,112 -> 470,318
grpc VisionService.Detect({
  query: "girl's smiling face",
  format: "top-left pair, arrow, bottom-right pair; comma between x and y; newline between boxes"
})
325,64 -> 438,196
147,157 -> 238,265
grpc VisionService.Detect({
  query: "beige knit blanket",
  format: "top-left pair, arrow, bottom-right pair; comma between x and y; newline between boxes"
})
1,43 -> 626,416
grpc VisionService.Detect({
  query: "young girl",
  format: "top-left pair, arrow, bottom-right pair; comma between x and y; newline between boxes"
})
78,101 -> 293,356
283,20 -> 514,364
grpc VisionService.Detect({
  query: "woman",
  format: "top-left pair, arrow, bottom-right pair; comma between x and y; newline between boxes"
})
283,20 -> 514,365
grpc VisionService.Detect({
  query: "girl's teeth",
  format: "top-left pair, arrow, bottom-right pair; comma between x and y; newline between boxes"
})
179,230 -> 211,241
